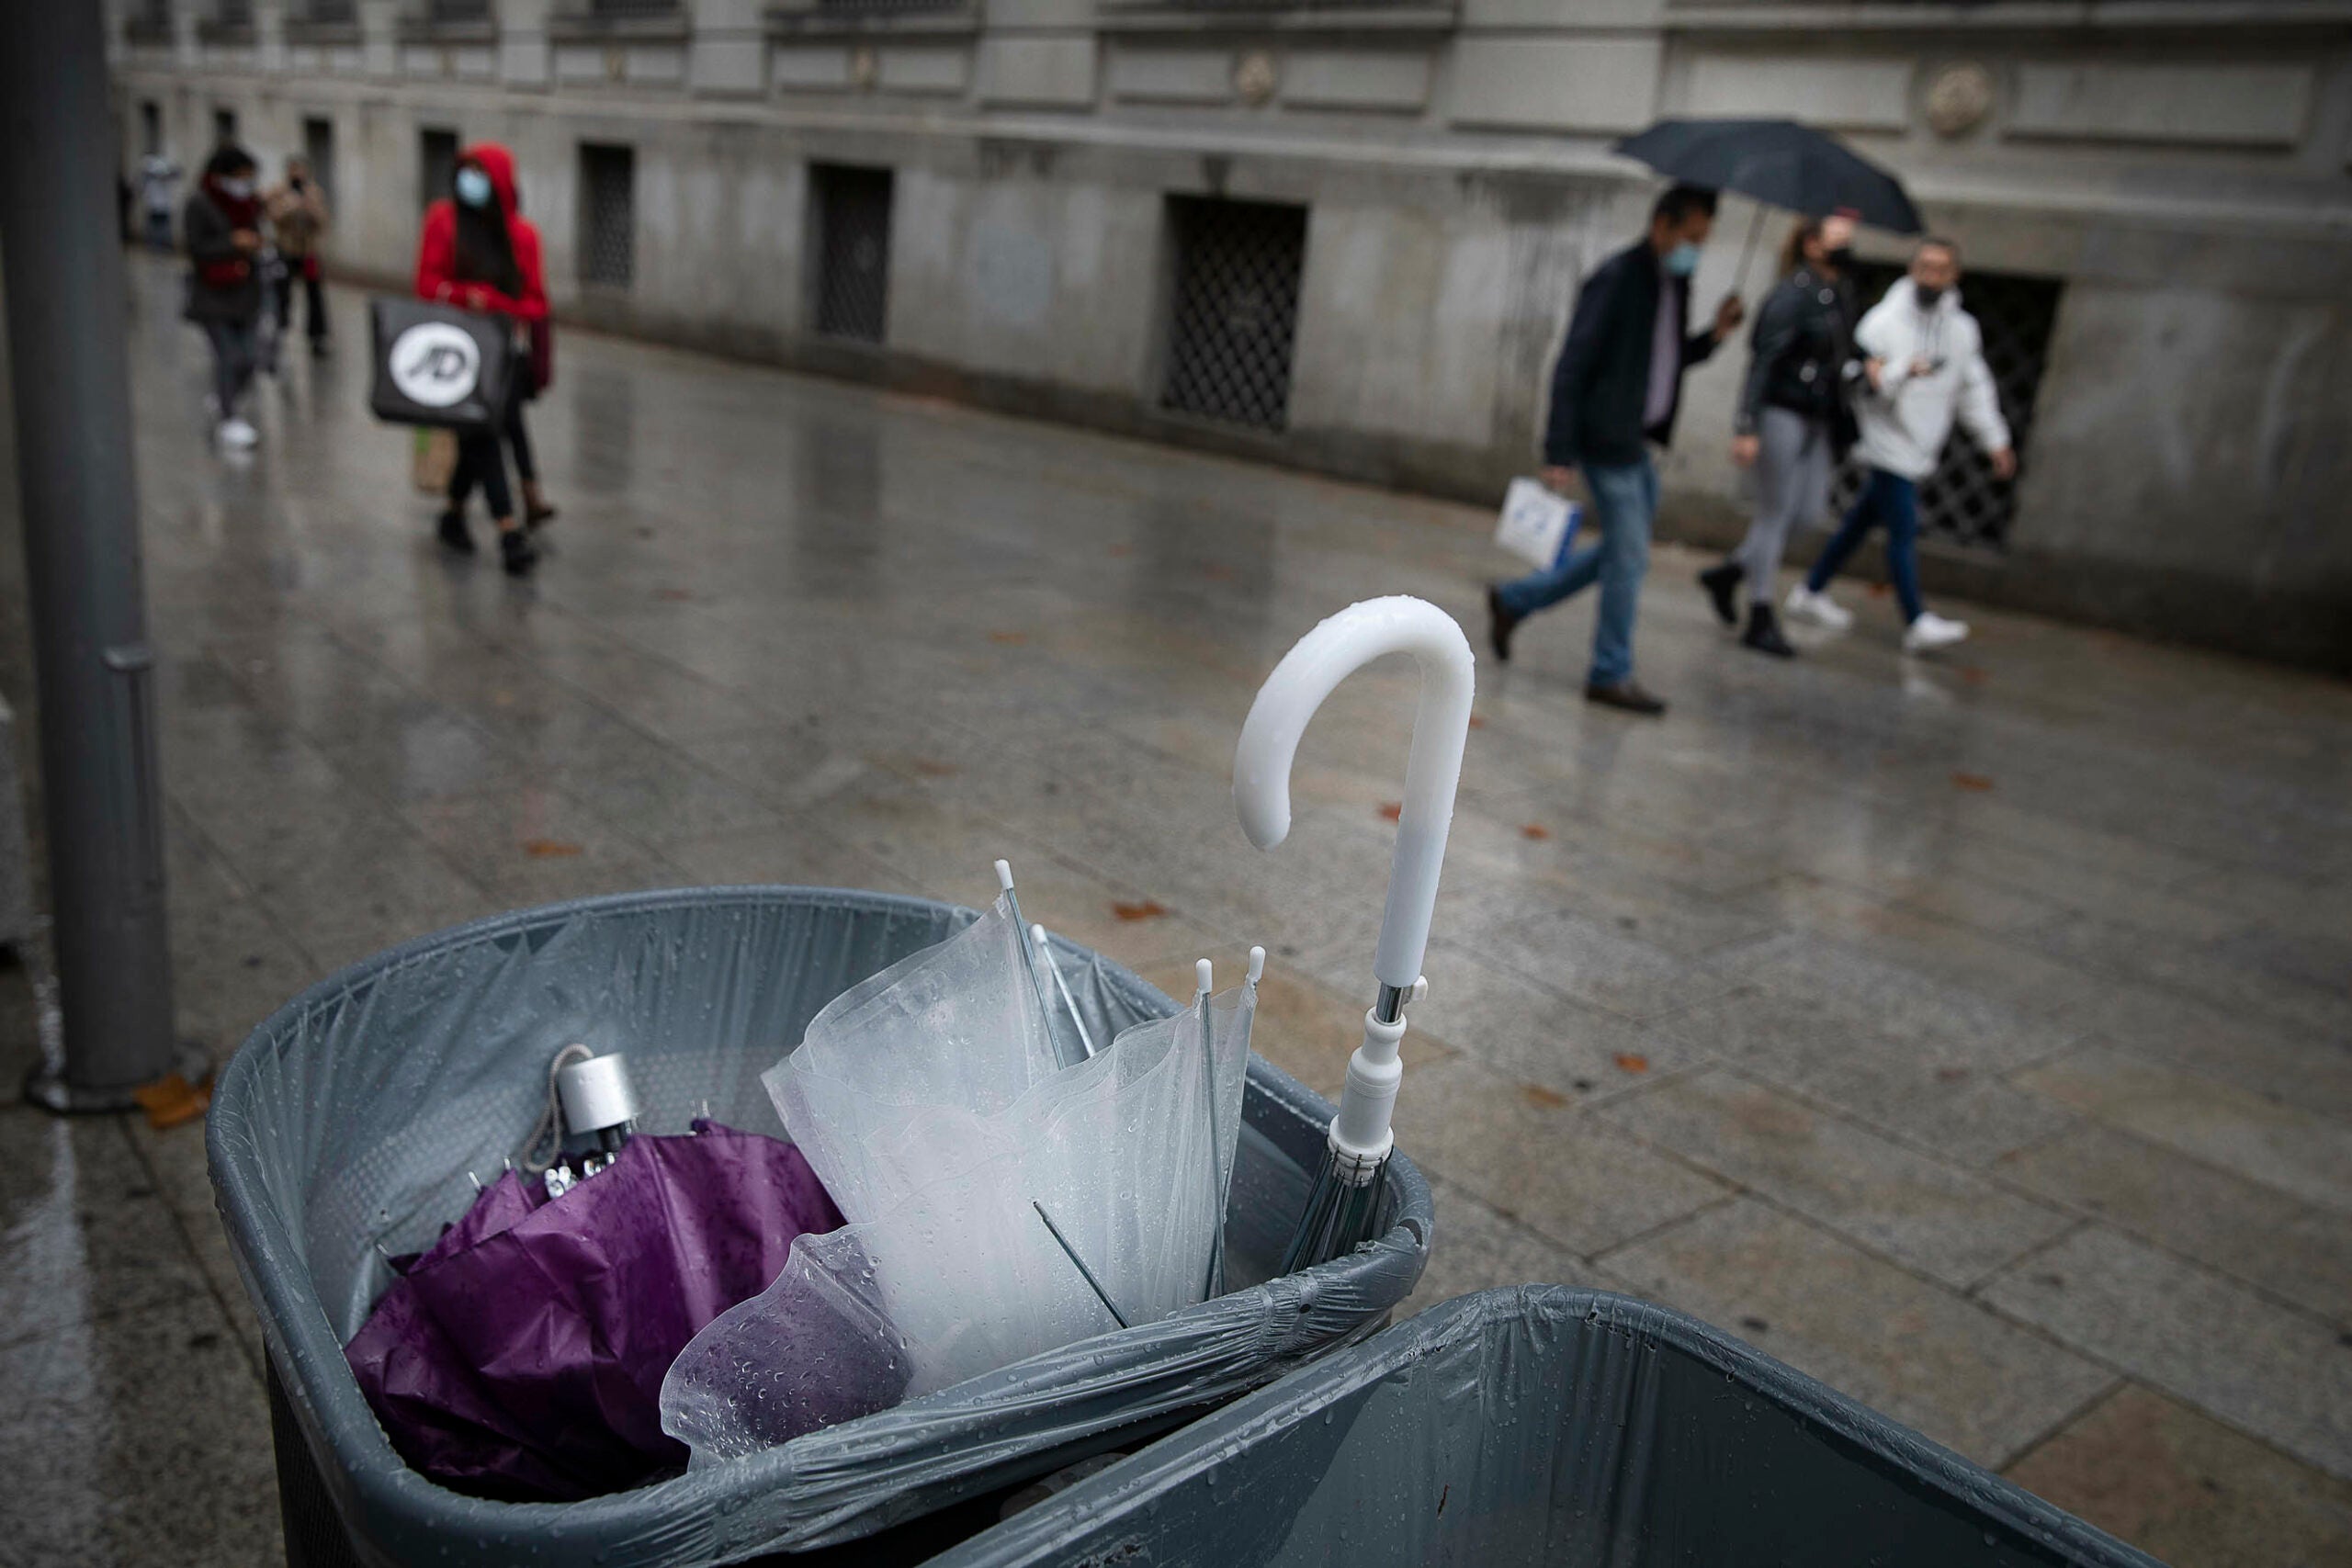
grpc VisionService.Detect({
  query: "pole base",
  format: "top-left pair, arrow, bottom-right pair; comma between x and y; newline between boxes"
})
22,1039 -> 212,1115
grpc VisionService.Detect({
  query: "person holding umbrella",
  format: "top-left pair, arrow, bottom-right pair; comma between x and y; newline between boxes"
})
1785,236 -> 2014,653
1485,186 -> 1744,716
1699,210 -> 1860,657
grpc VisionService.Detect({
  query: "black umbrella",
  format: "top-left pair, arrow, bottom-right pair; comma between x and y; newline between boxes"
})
1614,118 -> 1923,290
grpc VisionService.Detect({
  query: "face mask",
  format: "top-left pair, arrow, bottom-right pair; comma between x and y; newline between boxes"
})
1913,283 -> 1945,308
455,167 -> 493,209
1824,245 -> 1855,273
219,177 -> 254,200
1663,241 -> 1702,277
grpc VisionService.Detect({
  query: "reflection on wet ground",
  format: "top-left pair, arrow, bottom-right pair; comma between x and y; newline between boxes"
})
0,255 -> 2347,1564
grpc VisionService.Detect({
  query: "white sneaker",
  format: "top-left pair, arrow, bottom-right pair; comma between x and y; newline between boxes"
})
1903,611 -> 1970,653
1785,584 -> 1853,630
218,417 -> 258,450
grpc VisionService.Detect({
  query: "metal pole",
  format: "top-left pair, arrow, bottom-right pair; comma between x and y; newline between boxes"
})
1,1 -> 182,1110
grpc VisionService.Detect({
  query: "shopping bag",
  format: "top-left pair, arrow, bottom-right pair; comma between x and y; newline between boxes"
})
411,428 -> 458,495
1494,477 -> 1580,570
368,297 -> 512,432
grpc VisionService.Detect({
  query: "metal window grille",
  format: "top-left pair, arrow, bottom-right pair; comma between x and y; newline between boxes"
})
579,142 -> 637,291
429,0 -> 490,18
589,0 -> 680,15
1833,263 -> 2064,550
811,164 -> 894,344
1160,196 -> 1307,433
217,0 -> 254,26
419,128 -> 458,211
306,0 -> 356,21
212,107 -> 238,145
303,118 -> 335,205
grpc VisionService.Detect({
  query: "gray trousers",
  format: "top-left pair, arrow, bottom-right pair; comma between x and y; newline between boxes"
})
1734,405 -> 1834,605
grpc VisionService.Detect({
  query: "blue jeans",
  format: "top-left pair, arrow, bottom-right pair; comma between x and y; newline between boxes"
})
1807,468 -> 1923,624
1495,455 -> 1657,687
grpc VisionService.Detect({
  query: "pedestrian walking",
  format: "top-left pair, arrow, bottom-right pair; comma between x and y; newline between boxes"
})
1486,186 -> 1745,716
1785,237 -> 2014,654
1699,212 -> 1860,658
181,144 -> 266,451
266,154 -> 332,355
414,142 -> 555,576
139,151 -> 179,250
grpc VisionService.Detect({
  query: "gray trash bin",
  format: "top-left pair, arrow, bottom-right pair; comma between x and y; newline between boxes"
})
208,886 -> 1431,1567
935,1285 -> 2162,1568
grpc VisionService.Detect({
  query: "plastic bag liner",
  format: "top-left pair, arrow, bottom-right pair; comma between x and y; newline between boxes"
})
209,887 -> 1431,1566
933,1286 -> 2161,1568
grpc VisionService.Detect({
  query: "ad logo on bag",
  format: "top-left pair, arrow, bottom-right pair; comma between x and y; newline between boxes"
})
389,321 -> 481,409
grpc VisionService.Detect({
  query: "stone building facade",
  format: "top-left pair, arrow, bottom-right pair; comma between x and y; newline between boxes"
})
112,0 -> 2352,667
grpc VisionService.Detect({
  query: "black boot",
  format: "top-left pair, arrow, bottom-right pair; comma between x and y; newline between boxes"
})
500,526 -> 539,577
1741,603 -> 1796,659
1486,586 -> 1522,664
1698,561 -> 1744,626
436,510 -> 475,555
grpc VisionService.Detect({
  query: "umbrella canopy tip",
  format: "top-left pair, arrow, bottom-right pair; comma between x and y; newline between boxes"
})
1194,958 -> 1214,998
994,858 -> 1016,892
1247,946 -> 1266,985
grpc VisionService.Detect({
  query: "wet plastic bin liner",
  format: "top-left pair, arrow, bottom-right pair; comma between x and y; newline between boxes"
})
207,887 -> 1431,1567
935,1285 -> 2164,1568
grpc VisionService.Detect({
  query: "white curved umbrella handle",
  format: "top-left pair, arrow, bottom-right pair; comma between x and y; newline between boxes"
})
1234,596 -> 1476,990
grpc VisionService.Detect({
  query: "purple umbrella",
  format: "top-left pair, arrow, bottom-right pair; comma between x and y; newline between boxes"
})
345,1120 -> 847,1501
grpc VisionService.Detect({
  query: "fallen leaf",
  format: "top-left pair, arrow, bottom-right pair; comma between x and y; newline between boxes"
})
1868,581 -> 1890,597
1520,823 -> 1551,840
655,587 -> 695,602
523,839 -> 584,859
132,1072 -> 210,1132
1960,665 -> 1987,684
1112,899 -> 1169,922
1951,772 -> 1996,793
1466,715 -> 1487,729
910,759 -> 959,778
988,630 -> 1029,646
1612,1053 -> 1649,1075
1521,1083 -> 1568,1109
1377,802 -> 1402,822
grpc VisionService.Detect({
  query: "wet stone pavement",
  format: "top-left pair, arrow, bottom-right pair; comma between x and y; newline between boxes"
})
2,256 -> 2349,1565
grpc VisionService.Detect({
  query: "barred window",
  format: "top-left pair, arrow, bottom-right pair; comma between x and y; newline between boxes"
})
579,143 -> 637,290
1159,196 -> 1308,433
1835,263 -> 2064,550
303,118 -> 336,206
810,164 -> 894,344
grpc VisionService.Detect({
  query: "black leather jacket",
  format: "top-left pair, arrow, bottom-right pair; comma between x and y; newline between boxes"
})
1736,265 -> 1855,434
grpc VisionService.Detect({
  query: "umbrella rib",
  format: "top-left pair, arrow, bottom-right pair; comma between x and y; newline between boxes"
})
1032,1200 -> 1131,1330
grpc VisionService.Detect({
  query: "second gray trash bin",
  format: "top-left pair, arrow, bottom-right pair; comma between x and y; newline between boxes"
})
208,887 -> 1431,1566
936,1285 -> 2162,1567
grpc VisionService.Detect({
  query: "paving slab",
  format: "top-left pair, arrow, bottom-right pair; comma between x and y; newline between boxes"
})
1600,1068 -> 2073,1288
1605,1198 -> 2115,1468
2006,1383 -> 2352,1568
1982,1225 -> 2352,1481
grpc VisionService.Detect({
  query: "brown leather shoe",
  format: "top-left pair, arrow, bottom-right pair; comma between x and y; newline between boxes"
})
1486,587 -> 1521,663
1584,679 -> 1667,716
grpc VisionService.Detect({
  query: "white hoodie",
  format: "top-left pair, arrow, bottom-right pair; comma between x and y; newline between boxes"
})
1850,276 -> 2010,480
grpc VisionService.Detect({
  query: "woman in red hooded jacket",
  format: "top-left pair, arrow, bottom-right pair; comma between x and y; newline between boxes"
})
415,142 -> 555,575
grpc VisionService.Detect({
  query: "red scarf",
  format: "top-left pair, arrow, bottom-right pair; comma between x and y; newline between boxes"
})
198,175 -> 260,289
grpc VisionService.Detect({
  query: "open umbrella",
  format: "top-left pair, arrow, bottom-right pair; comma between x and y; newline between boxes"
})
1233,597 -> 1475,1273
1614,117 -> 1923,290
344,1112 -> 844,1501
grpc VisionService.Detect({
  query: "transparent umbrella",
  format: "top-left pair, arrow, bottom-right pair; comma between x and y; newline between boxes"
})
658,870 -> 1257,1461
1232,597 -> 1476,1273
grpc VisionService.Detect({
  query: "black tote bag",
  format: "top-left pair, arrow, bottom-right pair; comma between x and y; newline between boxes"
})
369,297 -> 514,432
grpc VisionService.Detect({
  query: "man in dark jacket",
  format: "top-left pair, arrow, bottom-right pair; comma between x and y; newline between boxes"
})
1487,186 -> 1743,715
182,144 -> 267,450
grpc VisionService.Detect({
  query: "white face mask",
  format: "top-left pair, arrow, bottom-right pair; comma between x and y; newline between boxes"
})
219,176 -> 254,200
455,167 -> 493,209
